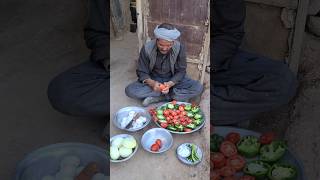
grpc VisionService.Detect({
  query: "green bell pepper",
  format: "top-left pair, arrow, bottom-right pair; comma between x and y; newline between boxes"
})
175,124 -> 184,132
237,135 -> 261,158
243,160 -> 271,179
156,109 -> 163,115
167,125 -> 177,131
187,112 -> 194,117
210,134 -> 224,152
194,113 -> 202,119
193,119 -> 202,126
156,114 -> 165,120
186,123 -> 196,129
268,164 -> 297,180
191,106 -> 200,113
260,140 -> 287,162
167,103 -> 174,109
184,104 -> 192,111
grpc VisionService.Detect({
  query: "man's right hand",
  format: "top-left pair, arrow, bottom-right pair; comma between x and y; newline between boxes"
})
144,79 -> 161,92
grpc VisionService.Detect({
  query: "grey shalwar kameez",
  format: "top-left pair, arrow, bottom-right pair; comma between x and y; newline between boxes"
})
125,40 -> 203,102
211,0 -> 298,125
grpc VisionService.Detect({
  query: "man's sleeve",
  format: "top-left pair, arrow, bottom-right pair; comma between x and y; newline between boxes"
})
84,0 -> 108,67
136,47 -> 151,82
170,44 -> 187,84
212,0 -> 246,71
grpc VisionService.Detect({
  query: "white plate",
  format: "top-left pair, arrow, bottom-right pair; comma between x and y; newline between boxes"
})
176,143 -> 203,165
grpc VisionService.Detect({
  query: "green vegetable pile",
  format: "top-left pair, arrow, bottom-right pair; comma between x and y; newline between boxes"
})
186,144 -> 200,163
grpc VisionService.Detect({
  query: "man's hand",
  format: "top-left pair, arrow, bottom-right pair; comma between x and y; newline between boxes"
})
144,79 -> 161,92
161,81 -> 175,94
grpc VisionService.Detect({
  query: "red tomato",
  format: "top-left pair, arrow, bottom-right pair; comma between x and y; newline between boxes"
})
211,152 -> 226,169
176,110 -> 181,114
169,115 -> 173,119
226,132 -> 241,144
159,84 -> 166,91
219,166 -> 236,177
220,141 -> 238,157
187,119 -> 192,123
171,112 -> 177,116
182,111 -> 187,116
173,115 -> 179,120
178,106 -> 184,111
239,175 -> 256,180
160,122 -> 168,128
163,110 -> 170,116
150,143 -> 160,152
224,176 -> 237,180
226,155 -> 246,171
155,139 -> 162,147
210,170 -> 221,180
172,100 -> 177,105
173,120 -> 180,125
260,132 -> 275,145
184,128 -> 192,132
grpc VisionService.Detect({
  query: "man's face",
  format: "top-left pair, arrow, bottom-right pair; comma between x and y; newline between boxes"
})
156,39 -> 174,54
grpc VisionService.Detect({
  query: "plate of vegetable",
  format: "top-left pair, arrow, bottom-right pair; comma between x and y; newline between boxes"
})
110,134 -> 138,163
176,143 -> 203,165
210,126 -> 305,180
150,100 -> 205,134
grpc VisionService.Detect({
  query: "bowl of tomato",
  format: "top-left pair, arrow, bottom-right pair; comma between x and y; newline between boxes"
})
140,128 -> 173,154
150,101 -> 205,134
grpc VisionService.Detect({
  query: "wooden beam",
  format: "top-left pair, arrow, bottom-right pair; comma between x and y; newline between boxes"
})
289,0 -> 310,75
136,0 -> 143,51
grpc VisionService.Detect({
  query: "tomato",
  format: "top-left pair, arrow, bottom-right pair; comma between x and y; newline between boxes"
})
187,119 -> 192,123
169,115 -> 173,119
155,139 -> 162,147
160,122 -> 168,128
178,105 -> 184,111
176,110 -> 180,114
219,166 -> 236,177
210,170 -> 221,180
239,175 -> 256,180
224,176 -> 237,180
166,117 -> 171,121
172,100 -> 177,105
184,128 -> 192,132
163,110 -> 170,116
159,84 -> 166,91
260,132 -> 275,145
226,155 -> 246,171
220,141 -> 237,157
182,111 -> 187,116
173,115 -> 179,120
150,143 -> 160,152
226,132 -> 241,144
173,120 -> 180,125
211,152 -> 226,169
171,112 -> 177,116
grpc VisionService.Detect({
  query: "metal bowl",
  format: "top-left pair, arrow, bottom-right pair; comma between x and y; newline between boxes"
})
113,106 -> 151,132
154,102 -> 206,134
15,143 -> 108,180
110,134 -> 138,163
176,143 -> 203,166
141,128 -> 173,154
214,126 -> 306,180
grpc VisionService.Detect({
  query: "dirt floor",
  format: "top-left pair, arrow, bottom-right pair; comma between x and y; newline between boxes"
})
0,0 -> 106,179
109,32 -> 211,180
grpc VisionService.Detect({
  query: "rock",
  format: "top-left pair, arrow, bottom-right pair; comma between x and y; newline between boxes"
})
308,16 -> 320,36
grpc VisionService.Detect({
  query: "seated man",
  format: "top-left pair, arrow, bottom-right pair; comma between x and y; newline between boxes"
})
47,0 -> 108,118
211,0 -> 298,125
125,23 -> 203,106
